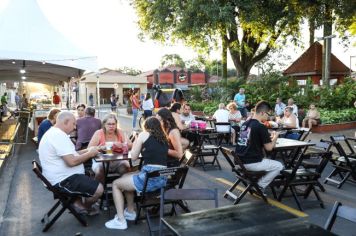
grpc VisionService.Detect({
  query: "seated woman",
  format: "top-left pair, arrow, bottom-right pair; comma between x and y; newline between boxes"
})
157,108 -> 186,167
88,113 -> 132,184
105,117 -> 169,230
277,106 -> 298,129
227,102 -> 242,145
170,102 -> 187,131
37,108 -> 61,144
302,104 -> 320,129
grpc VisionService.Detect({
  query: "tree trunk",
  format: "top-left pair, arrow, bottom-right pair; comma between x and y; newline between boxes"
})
222,36 -> 228,86
308,18 -> 315,46
322,3 -> 333,89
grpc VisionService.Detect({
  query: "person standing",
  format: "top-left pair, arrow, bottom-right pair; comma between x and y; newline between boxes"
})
287,98 -> 298,117
130,91 -> 140,130
21,93 -> 29,109
236,101 -> 284,194
274,98 -> 286,117
15,92 -> 20,109
142,93 -> 154,119
89,93 -> 94,107
234,88 -> 247,118
110,94 -> 117,112
52,92 -> 61,108
1,92 -> 8,116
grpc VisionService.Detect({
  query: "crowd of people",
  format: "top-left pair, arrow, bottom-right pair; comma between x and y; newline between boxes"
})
34,86 -> 329,231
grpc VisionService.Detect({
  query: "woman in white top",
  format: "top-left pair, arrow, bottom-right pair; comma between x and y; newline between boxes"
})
227,102 -> 242,145
278,106 -> 298,128
142,93 -> 154,118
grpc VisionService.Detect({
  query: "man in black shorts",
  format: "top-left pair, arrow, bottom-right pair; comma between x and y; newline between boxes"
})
236,101 -> 284,194
39,111 -> 103,215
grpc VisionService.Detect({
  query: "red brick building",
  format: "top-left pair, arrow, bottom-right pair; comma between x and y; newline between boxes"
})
141,66 -> 208,89
283,42 -> 350,86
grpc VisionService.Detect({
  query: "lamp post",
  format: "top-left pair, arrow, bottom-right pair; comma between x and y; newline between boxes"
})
317,35 -> 336,88
350,55 -> 356,77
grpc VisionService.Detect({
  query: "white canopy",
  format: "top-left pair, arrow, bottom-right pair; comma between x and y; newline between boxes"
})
0,0 -> 98,84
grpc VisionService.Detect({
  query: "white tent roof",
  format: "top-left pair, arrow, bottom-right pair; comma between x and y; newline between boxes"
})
0,0 -> 98,84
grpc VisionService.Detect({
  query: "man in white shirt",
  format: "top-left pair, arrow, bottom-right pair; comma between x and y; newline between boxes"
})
180,103 -> 195,125
39,111 -> 103,215
274,97 -> 286,117
213,103 -> 230,133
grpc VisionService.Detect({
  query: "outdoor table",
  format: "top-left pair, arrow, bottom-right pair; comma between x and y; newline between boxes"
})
162,202 -> 333,236
94,152 -> 133,209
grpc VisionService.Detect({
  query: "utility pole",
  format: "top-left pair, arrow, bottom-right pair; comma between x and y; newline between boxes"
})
317,35 -> 335,88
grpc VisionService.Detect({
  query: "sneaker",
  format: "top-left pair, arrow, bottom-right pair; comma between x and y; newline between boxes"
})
105,216 -> 127,230
124,208 -> 137,221
257,186 -> 267,197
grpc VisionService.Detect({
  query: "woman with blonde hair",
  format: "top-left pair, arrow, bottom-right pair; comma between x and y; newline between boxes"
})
227,102 -> 242,145
88,113 -> 132,184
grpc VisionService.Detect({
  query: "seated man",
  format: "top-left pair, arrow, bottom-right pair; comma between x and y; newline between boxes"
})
213,103 -> 230,133
180,103 -> 195,125
76,107 -> 102,150
236,101 -> 284,193
39,111 -> 103,215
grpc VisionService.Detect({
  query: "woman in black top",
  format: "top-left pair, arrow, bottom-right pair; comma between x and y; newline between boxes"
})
106,117 -> 168,230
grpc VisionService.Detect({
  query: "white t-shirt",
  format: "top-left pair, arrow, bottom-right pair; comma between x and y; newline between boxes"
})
39,127 -> 84,185
180,113 -> 195,124
142,99 -> 154,110
213,109 -> 230,133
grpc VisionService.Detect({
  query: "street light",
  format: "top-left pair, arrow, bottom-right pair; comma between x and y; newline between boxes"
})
316,35 -> 336,88
350,55 -> 356,77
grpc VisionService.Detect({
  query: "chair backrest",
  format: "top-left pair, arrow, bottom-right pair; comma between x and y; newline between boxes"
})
32,160 -> 54,191
314,151 -> 333,174
179,150 -> 197,167
285,129 -> 304,140
299,128 -> 310,141
159,188 -> 218,235
332,142 -> 354,167
214,122 -> 231,133
331,135 -> 355,155
220,147 -> 247,173
324,201 -> 356,231
140,166 -> 189,203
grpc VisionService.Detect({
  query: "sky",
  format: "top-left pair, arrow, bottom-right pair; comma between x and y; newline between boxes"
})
0,0 -> 355,73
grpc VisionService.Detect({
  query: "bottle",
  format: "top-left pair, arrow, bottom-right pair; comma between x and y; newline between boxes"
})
122,142 -> 128,154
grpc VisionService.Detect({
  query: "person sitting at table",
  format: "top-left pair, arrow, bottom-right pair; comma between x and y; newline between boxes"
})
37,108 -> 61,144
213,103 -> 230,133
302,104 -> 320,129
236,101 -> 284,194
170,102 -> 187,131
105,117 -> 169,230
39,111 -> 103,215
76,104 -> 86,119
180,103 -> 195,125
76,107 -> 102,150
277,106 -> 298,129
156,108 -> 186,166
227,102 -> 242,145
88,113 -> 132,184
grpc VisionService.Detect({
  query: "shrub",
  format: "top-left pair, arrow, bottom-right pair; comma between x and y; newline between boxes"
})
319,108 -> 356,124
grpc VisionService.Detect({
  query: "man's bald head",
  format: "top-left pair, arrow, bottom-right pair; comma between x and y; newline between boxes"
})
55,111 -> 76,134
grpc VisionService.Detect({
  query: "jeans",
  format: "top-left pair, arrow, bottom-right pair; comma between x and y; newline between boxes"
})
132,108 -> 138,129
244,159 -> 284,189
238,107 -> 247,118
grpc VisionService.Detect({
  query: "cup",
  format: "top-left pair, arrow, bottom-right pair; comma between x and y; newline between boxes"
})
122,142 -> 128,154
105,142 -> 113,155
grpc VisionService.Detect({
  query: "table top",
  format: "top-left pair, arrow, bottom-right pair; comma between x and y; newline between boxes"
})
162,202 -> 300,236
184,127 -> 216,133
94,152 -> 131,162
275,138 -> 315,149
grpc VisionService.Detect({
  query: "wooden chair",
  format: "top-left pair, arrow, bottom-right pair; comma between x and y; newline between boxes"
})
214,122 -> 232,145
179,150 -> 197,167
134,166 -> 189,224
220,147 -> 268,204
193,133 -> 221,171
277,151 -> 332,211
32,160 -> 87,232
158,188 -> 218,236
324,135 -> 356,188
324,201 -> 356,231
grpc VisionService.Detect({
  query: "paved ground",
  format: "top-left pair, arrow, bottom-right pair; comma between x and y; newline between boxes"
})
0,113 -> 355,236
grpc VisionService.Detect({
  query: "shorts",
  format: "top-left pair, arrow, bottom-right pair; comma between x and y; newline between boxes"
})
133,165 -> 167,193
53,174 -> 99,197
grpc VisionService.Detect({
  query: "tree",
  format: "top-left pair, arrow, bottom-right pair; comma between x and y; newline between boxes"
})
116,67 -> 142,76
160,54 -> 186,68
132,0 -> 303,80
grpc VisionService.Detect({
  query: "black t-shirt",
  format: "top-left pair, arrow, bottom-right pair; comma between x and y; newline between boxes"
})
235,119 -> 271,164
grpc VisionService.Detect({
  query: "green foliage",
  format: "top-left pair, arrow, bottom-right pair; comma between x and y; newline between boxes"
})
116,67 -> 142,76
189,101 -> 219,115
160,54 -> 185,68
319,108 -> 356,124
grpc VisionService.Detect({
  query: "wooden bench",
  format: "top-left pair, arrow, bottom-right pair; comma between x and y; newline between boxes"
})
192,111 -> 205,116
